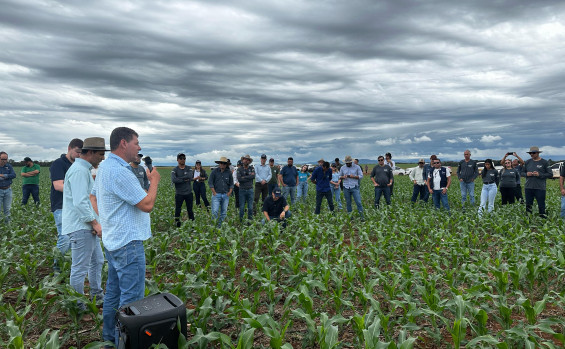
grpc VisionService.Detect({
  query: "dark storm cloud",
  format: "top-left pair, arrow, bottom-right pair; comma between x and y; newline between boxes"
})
1,0 -> 564,164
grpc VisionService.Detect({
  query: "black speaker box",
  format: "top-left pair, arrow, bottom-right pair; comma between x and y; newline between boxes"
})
117,293 -> 187,349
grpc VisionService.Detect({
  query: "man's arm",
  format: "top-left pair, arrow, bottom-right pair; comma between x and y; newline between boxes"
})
53,180 -> 64,192
280,204 -> 290,219
171,169 -> 184,183
560,176 -> 565,196
136,167 -> 161,212
263,210 -> 270,221
90,194 -> 99,215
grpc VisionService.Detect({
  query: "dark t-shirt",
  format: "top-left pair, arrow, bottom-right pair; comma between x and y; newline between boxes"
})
262,196 -> 287,217
50,154 -> 72,212
280,165 -> 298,187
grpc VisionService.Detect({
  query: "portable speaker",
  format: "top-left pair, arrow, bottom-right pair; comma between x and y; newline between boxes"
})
117,292 -> 187,349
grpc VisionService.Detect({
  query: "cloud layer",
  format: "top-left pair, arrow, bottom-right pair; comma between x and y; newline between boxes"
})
1,0 -> 564,164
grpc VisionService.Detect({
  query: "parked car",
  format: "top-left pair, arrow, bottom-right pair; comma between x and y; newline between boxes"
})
477,161 -> 502,174
551,162 -> 563,179
392,166 -> 406,176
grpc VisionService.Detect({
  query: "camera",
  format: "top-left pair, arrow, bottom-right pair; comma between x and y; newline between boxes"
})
506,152 -> 513,156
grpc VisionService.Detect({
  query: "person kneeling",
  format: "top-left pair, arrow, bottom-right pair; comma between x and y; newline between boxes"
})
262,188 -> 291,228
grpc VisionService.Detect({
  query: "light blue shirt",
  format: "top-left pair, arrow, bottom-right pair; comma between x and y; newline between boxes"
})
339,164 -> 363,189
62,158 -> 98,235
91,153 -> 150,251
255,163 -> 272,183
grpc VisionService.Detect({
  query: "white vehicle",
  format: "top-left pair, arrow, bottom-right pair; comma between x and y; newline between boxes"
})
551,162 -> 563,179
477,161 -> 502,174
393,166 -> 406,176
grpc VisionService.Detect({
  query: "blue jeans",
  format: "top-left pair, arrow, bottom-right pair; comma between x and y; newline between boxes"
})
331,186 -> 342,209
211,193 -> 229,226
53,209 -> 71,270
239,188 -> 254,220
22,184 -> 40,205
102,240 -> 146,345
432,190 -> 450,211
343,186 -> 364,218
297,181 -> 308,202
268,182 -> 278,196
281,186 -> 296,204
0,188 -> 12,223
561,196 -> 565,219
374,186 -> 391,208
478,183 -> 497,215
460,181 -> 475,205
69,230 -> 104,302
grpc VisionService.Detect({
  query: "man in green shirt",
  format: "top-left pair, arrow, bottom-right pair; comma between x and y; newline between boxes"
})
21,157 -> 40,205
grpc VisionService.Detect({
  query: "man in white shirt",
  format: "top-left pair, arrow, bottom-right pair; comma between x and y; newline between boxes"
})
409,158 -> 428,203
426,158 -> 451,211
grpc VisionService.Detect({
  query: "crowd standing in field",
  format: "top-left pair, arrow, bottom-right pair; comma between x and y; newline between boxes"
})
2,136 -> 565,346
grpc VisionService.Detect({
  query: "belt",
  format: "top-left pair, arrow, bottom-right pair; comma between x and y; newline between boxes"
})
484,181 -> 495,185
0,186 -> 10,190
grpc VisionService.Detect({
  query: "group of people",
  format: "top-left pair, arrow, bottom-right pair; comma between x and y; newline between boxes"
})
408,148 -> 555,218
1,135 -> 564,347
1,129 -> 161,347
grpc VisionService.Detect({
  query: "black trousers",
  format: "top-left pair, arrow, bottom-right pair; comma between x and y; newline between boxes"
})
175,193 -> 194,225
500,186 -> 515,205
411,184 -> 427,203
233,186 -> 240,208
514,184 -> 524,203
193,181 -> 209,207
254,182 -> 269,211
525,188 -> 546,217
315,190 -> 334,214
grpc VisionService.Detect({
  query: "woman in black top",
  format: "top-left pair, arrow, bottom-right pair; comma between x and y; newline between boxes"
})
478,159 -> 499,215
193,160 -> 210,209
499,158 -> 520,205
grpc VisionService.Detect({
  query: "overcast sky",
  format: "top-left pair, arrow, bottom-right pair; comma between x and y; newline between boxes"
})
1,0 -> 564,165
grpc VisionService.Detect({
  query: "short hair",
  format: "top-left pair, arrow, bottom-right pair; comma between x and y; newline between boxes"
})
110,127 -> 138,151
378,156 -> 384,160
385,152 -> 392,158
288,157 -> 293,160
0,151 -> 7,157
322,161 -> 330,169
430,155 -> 438,160
68,138 -> 83,150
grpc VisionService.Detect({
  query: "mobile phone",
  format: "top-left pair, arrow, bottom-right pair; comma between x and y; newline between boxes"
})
507,152 -> 513,156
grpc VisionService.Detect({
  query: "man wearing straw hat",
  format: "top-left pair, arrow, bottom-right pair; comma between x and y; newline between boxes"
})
521,146 -> 552,218
209,156 -> 234,226
237,154 -> 255,221
63,137 -> 108,312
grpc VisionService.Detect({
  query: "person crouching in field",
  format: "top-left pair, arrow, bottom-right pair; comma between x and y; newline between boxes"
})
262,188 -> 290,228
